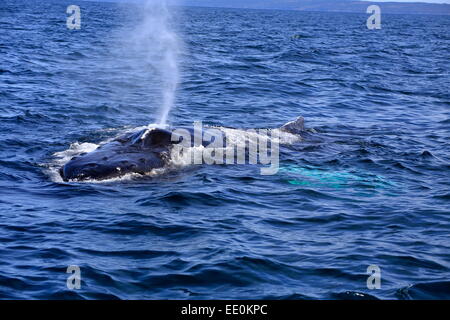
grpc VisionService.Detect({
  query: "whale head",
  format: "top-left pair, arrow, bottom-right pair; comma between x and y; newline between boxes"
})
59,128 -> 177,182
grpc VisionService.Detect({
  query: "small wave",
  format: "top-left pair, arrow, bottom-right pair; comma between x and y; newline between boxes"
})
397,281 -> 450,300
66,51 -> 88,60
78,248 -> 177,259
151,191 -> 227,207
330,291 -> 379,300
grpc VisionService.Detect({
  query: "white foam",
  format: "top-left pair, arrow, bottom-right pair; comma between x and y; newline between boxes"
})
140,122 -> 170,140
217,127 -> 301,146
47,142 -> 99,183
168,126 -> 301,168
66,167 -> 168,184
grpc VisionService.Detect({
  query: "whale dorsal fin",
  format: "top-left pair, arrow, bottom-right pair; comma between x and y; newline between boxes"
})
280,116 -> 305,134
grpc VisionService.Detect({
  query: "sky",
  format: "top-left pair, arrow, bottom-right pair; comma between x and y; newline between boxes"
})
362,0 -> 450,3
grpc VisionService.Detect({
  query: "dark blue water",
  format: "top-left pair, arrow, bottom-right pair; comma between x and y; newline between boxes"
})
1,0 -> 449,299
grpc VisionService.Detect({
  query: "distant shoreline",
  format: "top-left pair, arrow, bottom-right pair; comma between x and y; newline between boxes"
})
84,0 -> 450,15
182,0 -> 450,16
181,5 -> 450,16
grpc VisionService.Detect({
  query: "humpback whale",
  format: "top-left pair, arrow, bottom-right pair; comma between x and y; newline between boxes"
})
59,117 -> 306,182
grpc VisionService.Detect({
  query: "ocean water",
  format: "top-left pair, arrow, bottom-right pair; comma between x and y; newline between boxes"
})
0,0 -> 449,299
